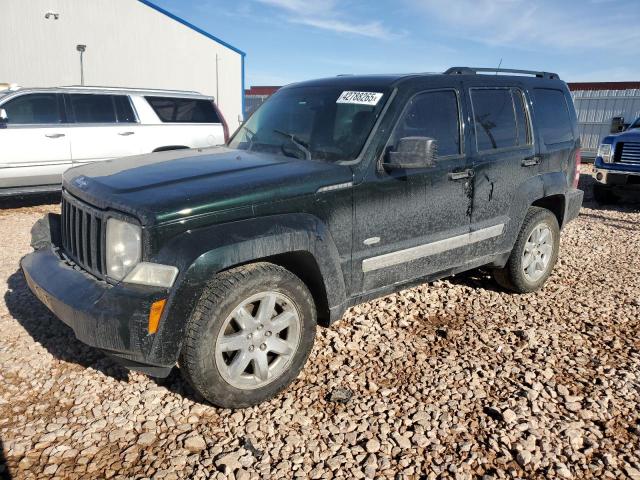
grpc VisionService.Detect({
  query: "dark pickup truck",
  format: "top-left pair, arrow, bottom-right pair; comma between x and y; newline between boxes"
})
22,67 -> 583,408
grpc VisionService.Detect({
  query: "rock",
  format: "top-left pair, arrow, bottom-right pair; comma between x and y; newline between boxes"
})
327,387 -> 353,404
625,465 -> 640,480
502,409 -> 517,424
215,451 -> 242,472
365,438 -> 381,453
392,432 -> 411,449
185,435 -> 207,453
138,432 -> 156,447
516,450 -> 532,467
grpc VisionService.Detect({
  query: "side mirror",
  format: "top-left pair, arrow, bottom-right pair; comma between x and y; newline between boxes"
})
610,116 -> 625,134
384,136 -> 437,169
0,109 -> 7,129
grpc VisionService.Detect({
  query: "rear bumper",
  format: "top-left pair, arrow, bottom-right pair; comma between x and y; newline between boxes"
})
563,188 -> 583,226
21,246 -> 174,377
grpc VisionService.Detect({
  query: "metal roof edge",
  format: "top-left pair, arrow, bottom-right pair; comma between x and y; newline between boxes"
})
138,0 -> 246,57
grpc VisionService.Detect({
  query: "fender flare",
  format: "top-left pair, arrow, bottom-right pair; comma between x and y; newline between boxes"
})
146,213 -> 347,366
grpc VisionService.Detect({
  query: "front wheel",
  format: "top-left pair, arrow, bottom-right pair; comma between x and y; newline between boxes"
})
493,207 -> 560,293
179,262 -> 317,408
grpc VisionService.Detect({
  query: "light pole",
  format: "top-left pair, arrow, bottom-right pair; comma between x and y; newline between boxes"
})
76,44 -> 86,85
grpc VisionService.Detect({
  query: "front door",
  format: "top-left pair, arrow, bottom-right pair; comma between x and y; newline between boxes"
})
0,92 -> 71,189
353,88 -> 473,293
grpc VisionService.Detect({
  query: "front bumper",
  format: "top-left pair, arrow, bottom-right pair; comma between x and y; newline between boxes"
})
592,166 -> 640,185
21,245 -> 174,377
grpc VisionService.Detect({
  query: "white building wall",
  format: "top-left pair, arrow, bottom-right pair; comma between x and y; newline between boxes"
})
0,0 -> 244,129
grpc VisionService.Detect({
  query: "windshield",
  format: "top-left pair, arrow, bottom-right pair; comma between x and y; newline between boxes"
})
229,85 -> 389,162
629,118 -> 640,130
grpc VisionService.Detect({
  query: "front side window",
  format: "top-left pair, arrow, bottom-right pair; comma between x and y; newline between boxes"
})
532,89 -> 574,145
69,94 -> 116,123
2,93 -> 63,124
389,90 -> 461,157
145,97 -> 220,123
228,86 -> 389,162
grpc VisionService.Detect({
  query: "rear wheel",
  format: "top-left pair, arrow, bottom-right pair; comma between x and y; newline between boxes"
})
179,263 -> 316,408
493,207 -> 560,293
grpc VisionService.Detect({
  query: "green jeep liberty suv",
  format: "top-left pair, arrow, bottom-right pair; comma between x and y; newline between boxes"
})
22,67 -> 583,408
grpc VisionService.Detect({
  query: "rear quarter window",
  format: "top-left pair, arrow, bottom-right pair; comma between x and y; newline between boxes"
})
145,97 -> 220,123
532,88 -> 574,145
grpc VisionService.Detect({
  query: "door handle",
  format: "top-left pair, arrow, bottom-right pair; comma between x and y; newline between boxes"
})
118,131 -> 135,136
522,156 -> 540,167
448,169 -> 474,181
45,133 -> 65,138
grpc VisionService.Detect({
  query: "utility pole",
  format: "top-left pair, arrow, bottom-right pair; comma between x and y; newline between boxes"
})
77,44 -> 86,85
215,53 -> 219,103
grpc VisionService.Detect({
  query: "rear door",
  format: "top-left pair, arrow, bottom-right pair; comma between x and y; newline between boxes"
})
142,96 -> 225,149
66,93 -> 141,164
530,88 -> 577,184
353,87 -> 474,292
0,92 -> 71,188
466,85 -> 536,258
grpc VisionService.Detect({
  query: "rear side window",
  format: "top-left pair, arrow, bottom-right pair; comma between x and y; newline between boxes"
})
2,93 -> 63,124
114,96 -> 136,123
533,88 -> 574,145
472,89 -> 517,151
145,97 -> 220,123
69,94 -> 116,123
391,90 -> 461,157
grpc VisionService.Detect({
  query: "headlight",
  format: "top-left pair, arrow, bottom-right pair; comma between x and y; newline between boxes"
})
597,143 -> 612,163
106,218 -> 141,281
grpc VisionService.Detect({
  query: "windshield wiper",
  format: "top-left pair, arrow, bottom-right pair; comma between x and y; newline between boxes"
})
273,129 -> 311,160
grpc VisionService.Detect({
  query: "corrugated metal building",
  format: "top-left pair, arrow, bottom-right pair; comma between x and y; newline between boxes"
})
0,0 -> 246,129
569,82 -> 640,160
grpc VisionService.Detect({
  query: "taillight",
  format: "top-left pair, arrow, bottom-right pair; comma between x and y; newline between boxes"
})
212,102 -> 230,143
573,148 -> 581,188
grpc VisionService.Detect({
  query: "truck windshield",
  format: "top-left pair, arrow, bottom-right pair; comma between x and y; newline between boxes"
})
229,86 -> 389,162
629,118 -> 640,130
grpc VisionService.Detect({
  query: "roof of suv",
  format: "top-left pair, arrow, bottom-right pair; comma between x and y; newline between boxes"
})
1,86 -> 211,99
284,67 -> 563,91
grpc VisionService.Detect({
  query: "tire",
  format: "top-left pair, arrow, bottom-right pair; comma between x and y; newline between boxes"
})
179,262 -> 317,408
493,207 -> 560,293
593,184 -> 616,204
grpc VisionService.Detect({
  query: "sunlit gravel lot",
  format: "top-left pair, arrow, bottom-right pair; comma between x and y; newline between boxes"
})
1,171 -> 639,479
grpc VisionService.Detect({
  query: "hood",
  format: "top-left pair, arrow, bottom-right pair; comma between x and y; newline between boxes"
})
63,147 -> 353,225
615,128 -> 640,141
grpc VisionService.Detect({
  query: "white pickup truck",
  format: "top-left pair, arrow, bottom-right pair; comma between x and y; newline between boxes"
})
0,86 -> 229,196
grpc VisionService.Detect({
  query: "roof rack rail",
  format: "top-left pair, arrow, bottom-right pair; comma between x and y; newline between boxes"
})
444,67 -> 560,80
61,85 -> 202,95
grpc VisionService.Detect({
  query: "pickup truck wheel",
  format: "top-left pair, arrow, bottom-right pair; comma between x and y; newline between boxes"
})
179,262 -> 316,408
493,207 -> 560,293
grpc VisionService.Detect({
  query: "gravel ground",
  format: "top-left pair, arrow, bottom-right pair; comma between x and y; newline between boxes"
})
1,172 -> 639,480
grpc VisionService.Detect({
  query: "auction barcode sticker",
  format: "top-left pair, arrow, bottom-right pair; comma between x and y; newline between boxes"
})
336,91 -> 384,106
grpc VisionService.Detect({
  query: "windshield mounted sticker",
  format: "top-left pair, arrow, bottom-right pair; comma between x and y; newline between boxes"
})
336,91 -> 383,106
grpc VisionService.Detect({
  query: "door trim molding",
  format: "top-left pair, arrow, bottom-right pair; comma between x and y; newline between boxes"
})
361,223 -> 505,273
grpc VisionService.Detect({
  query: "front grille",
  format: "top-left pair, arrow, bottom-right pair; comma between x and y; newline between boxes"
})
61,193 -> 106,279
616,142 -> 640,164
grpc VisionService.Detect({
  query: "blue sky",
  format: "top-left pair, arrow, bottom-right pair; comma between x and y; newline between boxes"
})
152,0 -> 640,87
